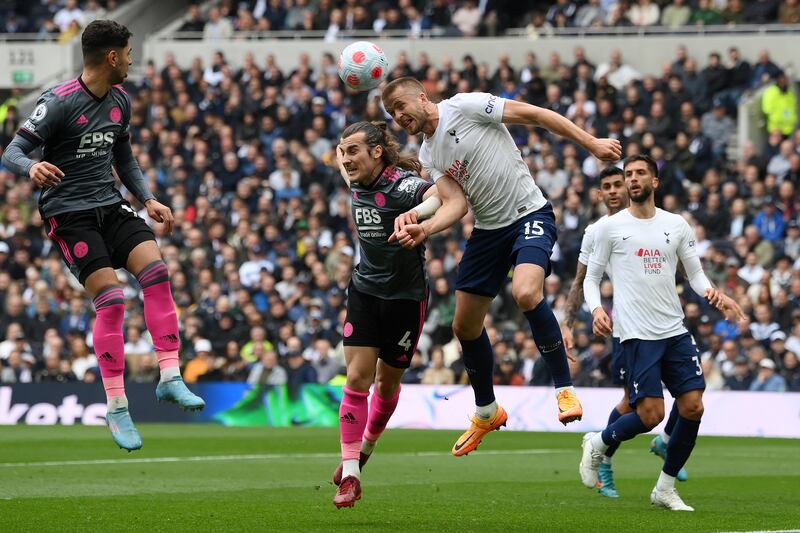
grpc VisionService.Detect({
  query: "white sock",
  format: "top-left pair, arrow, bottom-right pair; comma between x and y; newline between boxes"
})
602,455 -> 613,465
160,367 -> 180,382
107,395 -> 129,410
476,400 -> 498,419
555,385 -> 575,396
361,438 -> 376,456
656,471 -> 676,491
660,430 -> 670,444
342,459 -> 360,479
591,432 -> 610,453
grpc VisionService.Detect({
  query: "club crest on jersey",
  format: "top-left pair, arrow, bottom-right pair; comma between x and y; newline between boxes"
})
109,106 -> 122,123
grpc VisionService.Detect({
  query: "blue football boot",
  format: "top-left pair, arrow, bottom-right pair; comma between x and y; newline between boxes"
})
156,376 -> 206,411
650,435 -> 688,482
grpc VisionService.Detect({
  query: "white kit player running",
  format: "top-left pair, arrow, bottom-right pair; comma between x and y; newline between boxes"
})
562,166 -> 687,498
580,155 -> 744,511
382,77 -> 621,456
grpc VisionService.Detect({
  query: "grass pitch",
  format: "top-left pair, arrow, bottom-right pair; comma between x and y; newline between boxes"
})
0,425 -> 798,532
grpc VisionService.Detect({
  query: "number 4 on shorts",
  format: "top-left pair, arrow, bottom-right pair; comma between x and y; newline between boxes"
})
398,331 -> 412,352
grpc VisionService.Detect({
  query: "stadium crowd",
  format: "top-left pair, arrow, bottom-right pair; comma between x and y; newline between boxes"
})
167,0 -> 800,40
0,1 -> 122,41
0,38 -> 799,392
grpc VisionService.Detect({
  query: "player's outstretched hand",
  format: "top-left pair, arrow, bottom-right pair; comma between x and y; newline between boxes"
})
590,138 -> 622,162
393,223 -> 427,249
388,210 -> 418,243
145,199 -> 174,234
559,323 -> 577,362
591,307 -> 613,338
705,288 -> 747,323
29,161 -> 63,188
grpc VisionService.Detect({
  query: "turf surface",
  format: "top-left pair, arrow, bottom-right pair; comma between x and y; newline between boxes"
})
0,424 -> 798,532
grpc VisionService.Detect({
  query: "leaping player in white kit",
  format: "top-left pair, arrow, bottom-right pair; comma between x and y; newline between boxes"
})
580,155 -> 744,510
382,77 -> 621,456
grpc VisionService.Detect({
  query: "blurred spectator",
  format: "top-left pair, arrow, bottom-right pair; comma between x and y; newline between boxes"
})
421,346 -> 455,385
247,349 -> 287,385
627,0 -> 660,26
749,358 -> 788,391
494,354 -> 525,386
661,0 -> 691,27
725,356 -> 753,390
452,0 -> 481,37
762,71 -> 798,136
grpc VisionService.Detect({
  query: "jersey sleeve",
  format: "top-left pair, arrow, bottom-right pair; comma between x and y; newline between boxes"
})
587,219 -> 613,271
18,92 -> 62,145
116,88 -> 132,143
419,144 -> 444,182
677,217 -> 699,262
451,92 -> 505,125
578,224 -> 595,266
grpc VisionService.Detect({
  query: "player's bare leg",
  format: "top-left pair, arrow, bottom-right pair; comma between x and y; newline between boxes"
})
513,261 -> 582,424
85,268 -> 141,451
651,390 -> 703,511
334,346 -> 377,508
127,241 -> 204,411
451,291 -> 508,456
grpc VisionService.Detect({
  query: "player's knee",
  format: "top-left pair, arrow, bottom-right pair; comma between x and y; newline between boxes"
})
679,400 -> 704,421
638,405 -> 665,429
452,318 -> 482,341
512,285 -> 543,311
374,378 -> 399,400
345,374 -> 372,393
617,398 -> 633,415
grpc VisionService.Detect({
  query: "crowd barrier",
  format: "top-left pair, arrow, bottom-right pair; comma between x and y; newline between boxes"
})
2,383 -> 797,438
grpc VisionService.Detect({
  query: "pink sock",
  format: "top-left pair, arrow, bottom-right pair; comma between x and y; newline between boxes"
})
340,386 -> 369,461
93,287 -> 126,401
364,386 -> 401,443
137,261 -> 180,372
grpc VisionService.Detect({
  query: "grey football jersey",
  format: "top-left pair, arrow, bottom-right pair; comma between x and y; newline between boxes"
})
350,166 -> 433,301
18,77 -> 133,218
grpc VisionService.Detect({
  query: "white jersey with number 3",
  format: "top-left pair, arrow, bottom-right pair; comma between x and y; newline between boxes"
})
588,208 -> 698,342
419,92 -> 547,230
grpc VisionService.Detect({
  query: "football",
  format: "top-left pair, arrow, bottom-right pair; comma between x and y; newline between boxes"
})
337,41 -> 389,91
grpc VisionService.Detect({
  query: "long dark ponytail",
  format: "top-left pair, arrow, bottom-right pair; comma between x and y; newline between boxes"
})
340,121 -> 422,174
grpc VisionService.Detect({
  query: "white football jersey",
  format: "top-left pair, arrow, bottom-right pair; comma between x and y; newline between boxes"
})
579,215 -> 619,337
589,208 -> 698,342
419,93 -> 547,230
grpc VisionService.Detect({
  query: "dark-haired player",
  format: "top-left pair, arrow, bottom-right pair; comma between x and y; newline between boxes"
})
2,20 -> 204,451
580,155 -> 744,510
329,120 -> 466,508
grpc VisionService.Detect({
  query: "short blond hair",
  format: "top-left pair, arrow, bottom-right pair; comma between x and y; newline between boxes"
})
382,76 -> 426,105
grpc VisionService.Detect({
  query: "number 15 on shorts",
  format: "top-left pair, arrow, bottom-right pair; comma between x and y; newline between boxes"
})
525,220 -> 544,240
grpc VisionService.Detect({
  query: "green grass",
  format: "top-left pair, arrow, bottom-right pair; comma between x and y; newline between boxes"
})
0,425 -> 798,532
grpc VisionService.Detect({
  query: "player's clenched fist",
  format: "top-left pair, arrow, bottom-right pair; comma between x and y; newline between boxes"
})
145,199 -> 175,234
389,209 -> 418,243
591,307 -> 613,338
590,138 -> 623,162
29,161 -> 64,188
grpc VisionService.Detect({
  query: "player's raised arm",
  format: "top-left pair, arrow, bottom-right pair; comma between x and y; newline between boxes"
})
583,221 -> 613,337
391,176 -> 467,249
501,99 -> 622,162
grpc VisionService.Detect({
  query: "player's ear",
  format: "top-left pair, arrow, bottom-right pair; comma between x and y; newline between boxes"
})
372,144 -> 384,160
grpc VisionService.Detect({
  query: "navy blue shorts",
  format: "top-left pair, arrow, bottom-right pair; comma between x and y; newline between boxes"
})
623,332 -> 706,407
610,336 -> 626,386
455,204 -> 556,298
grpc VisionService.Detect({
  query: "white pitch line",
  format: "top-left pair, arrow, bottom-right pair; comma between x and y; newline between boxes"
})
0,448 -> 564,469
